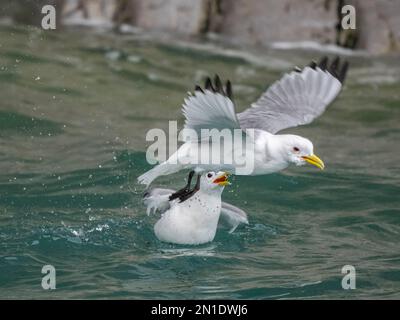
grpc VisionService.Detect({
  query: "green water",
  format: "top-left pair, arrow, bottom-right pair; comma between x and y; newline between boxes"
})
0,24 -> 399,299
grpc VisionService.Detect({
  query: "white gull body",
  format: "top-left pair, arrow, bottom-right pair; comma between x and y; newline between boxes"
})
144,172 -> 248,245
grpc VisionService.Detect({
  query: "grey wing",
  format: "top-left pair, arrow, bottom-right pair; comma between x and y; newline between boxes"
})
182,75 -> 242,141
220,202 -> 249,233
143,188 -> 175,215
237,57 -> 349,134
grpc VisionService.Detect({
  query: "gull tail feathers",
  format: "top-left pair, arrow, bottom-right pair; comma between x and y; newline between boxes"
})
137,163 -> 183,187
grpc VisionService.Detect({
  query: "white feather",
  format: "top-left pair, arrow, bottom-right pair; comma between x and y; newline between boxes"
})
238,65 -> 344,133
182,90 -> 241,141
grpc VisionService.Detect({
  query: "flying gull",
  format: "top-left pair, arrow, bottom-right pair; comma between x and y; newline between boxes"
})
138,56 -> 349,186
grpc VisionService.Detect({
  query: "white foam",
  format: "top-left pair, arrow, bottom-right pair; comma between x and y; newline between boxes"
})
271,41 -> 367,56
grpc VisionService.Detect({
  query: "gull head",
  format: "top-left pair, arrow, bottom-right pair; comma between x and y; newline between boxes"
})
275,135 -> 325,170
200,171 -> 230,194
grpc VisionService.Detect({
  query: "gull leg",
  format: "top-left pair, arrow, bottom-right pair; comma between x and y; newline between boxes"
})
168,170 -> 195,201
193,173 -> 200,191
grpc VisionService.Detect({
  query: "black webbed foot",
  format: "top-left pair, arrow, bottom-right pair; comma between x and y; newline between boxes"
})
178,174 -> 201,203
169,170 -> 195,201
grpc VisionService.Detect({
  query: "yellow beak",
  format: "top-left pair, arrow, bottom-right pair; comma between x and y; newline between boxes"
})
302,154 -> 325,170
213,172 -> 230,186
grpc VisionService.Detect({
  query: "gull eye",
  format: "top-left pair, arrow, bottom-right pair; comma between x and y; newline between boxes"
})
207,173 -> 213,178
293,147 -> 300,152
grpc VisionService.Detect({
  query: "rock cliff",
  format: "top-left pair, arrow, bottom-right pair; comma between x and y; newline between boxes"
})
1,0 -> 399,54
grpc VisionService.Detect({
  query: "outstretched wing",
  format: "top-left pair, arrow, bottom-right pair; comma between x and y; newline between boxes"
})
219,202 -> 249,233
237,56 -> 349,134
143,188 -> 175,215
182,75 -> 241,141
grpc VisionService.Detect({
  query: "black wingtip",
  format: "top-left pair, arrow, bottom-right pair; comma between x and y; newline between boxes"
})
214,74 -> 222,93
194,76 -> 233,99
327,56 -> 349,84
293,66 -> 302,73
331,56 -> 340,68
306,56 -> 349,84
318,56 -> 328,70
226,80 -> 233,99
205,77 -> 213,91
328,56 -> 340,78
308,61 -> 317,69
194,85 -> 204,93
339,61 -> 349,84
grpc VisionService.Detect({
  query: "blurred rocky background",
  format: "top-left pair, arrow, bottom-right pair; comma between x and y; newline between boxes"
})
0,0 -> 399,54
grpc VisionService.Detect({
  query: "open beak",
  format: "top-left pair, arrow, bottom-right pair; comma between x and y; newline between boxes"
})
302,154 -> 325,170
213,172 -> 230,186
